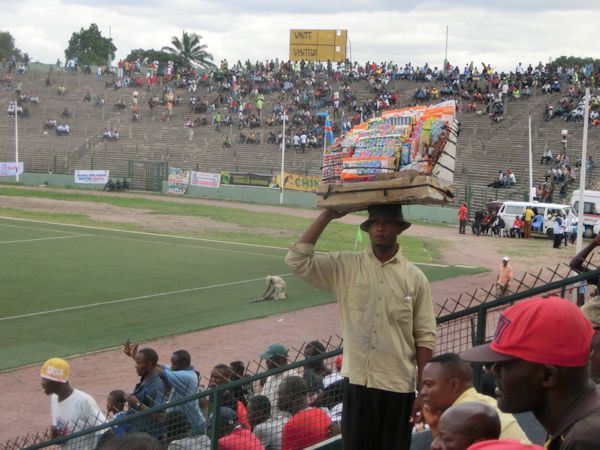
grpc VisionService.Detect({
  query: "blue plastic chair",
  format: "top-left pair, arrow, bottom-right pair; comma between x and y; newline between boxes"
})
532,215 -> 544,232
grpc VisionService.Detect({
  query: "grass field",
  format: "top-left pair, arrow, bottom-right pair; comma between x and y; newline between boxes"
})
0,190 -> 487,371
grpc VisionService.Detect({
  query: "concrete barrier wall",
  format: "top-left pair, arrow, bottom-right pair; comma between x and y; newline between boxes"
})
2,173 -> 459,225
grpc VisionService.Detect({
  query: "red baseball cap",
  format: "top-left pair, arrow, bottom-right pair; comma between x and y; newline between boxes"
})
468,439 -> 544,450
461,296 -> 594,367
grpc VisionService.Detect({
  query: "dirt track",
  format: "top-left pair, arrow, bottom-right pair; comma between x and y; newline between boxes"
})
0,190 -> 579,441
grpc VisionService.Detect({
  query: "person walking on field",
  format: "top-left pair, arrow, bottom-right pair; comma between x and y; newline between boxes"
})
285,204 -> 436,450
523,205 -> 535,238
496,256 -> 512,297
459,203 -> 468,234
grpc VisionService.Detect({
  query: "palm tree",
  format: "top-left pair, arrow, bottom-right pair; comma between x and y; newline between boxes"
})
162,31 -> 215,69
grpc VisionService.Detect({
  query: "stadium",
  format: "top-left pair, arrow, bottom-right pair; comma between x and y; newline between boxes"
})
1,10 -> 600,450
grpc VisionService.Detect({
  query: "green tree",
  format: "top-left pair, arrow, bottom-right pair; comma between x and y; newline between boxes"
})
125,48 -> 186,68
0,31 -> 22,61
65,23 -> 116,66
162,31 -> 215,69
552,56 -> 599,71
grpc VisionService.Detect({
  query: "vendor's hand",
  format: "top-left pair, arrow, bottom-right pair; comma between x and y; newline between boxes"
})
410,391 -> 425,424
322,209 -> 347,221
594,234 -> 600,246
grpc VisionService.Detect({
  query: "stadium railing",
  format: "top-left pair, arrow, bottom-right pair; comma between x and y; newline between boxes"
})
6,264 -> 599,450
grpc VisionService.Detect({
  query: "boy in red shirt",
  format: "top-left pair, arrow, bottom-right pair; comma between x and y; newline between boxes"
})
279,376 -> 331,450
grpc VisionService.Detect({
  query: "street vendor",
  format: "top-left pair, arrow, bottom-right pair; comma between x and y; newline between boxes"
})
285,204 -> 436,450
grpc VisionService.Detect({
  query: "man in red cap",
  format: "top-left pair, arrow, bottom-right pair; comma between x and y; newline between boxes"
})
285,204 -> 436,450
461,296 -> 600,450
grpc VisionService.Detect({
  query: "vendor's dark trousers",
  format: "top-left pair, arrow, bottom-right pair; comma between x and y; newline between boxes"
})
459,220 -> 466,234
341,379 -> 414,450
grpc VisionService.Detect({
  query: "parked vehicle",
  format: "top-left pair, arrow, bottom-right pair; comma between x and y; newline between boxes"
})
494,200 -> 576,237
570,190 -> 600,237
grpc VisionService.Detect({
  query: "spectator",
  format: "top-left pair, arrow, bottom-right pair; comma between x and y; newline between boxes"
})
210,407 -> 265,450
496,256 -> 512,297
278,376 -> 332,450
420,353 -> 528,441
458,203 -> 468,234
552,213 -> 564,249
302,340 -> 331,398
157,349 -> 206,435
106,389 -> 128,436
285,205 -> 436,450
472,210 -> 485,236
580,298 -> 600,386
247,395 -> 285,450
228,361 -> 253,406
510,216 -> 523,238
541,149 -> 553,165
164,410 -> 211,450
260,343 -> 299,418
467,440 -> 544,450
523,206 -> 535,238
40,358 -> 106,449
430,402 -> 501,450
208,364 -> 250,430
462,297 -> 600,450
121,341 -> 166,438
97,432 -> 163,450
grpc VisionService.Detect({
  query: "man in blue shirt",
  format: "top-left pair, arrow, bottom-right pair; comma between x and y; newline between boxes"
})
122,343 -> 166,438
157,349 -> 206,435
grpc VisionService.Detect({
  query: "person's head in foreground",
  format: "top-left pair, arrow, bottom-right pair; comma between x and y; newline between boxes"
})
431,402 -> 501,450
466,439 -> 544,450
461,296 -> 597,441
97,432 -> 162,450
580,296 -> 600,382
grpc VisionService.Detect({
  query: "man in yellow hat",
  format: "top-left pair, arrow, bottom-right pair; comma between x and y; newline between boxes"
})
285,204 -> 436,450
40,358 -> 105,448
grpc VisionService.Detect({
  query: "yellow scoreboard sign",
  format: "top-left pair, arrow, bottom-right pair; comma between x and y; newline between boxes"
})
289,29 -> 347,62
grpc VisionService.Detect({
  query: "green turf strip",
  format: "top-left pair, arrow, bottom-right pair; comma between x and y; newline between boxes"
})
0,196 -> 487,370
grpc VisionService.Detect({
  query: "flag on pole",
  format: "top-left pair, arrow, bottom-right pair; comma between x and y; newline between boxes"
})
324,117 -> 334,146
354,226 -> 363,251
355,227 -> 363,243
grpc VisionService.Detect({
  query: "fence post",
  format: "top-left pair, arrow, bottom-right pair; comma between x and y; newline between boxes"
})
473,308 -> 487,390
210,390 -> 221,450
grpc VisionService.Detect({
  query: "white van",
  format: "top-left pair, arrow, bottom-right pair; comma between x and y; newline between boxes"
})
495,201 -> 576,237
570,190 -> 600,237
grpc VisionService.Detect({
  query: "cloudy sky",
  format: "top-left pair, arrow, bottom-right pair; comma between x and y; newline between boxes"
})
2,1 -> 599,72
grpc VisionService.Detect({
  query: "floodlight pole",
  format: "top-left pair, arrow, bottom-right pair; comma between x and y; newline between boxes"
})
279,111 -> 286,204
528,116 -> 533,201
15,103 -> 19,182
576,88 -> 591,254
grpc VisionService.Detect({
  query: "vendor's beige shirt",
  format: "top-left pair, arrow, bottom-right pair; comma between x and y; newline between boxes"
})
285,243 -> 436,393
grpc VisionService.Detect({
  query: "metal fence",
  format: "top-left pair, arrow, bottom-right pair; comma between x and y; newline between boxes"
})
4,264 -> 600,450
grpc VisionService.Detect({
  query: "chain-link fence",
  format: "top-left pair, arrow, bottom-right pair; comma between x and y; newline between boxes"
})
4,264 -> 600,450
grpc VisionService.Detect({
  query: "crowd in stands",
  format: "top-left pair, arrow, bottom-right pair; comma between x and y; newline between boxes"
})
38,339 -> 345,450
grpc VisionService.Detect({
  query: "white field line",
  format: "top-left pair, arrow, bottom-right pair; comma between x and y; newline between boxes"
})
0,274 -> 292,322
0,222 -> 88,234
0,234 -> 91,245
0,216 -> 291,250
88,233 -> 284,259
0,216 -> 462,266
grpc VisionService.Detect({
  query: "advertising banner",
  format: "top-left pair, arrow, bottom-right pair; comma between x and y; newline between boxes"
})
74,170 -> 109,184
283,172 -> 321,192
221,172 -> 275,188
0,162 -> 24,176
190,171 -> 221,188
167,167 -> 191,195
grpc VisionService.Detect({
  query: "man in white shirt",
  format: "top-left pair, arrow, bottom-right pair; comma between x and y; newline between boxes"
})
41,358 -> 106,450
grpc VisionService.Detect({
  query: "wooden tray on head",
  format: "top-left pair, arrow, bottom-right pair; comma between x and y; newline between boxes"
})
316,172 -> 454,213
